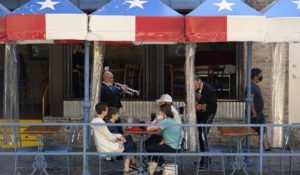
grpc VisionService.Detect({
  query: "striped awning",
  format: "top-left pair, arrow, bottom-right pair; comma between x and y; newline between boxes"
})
88,0 -> 185,43
185,0 -> 264,42
7,0 -> 87,43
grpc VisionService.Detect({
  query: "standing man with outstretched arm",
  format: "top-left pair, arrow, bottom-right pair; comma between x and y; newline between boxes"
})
101,71 -> 128,134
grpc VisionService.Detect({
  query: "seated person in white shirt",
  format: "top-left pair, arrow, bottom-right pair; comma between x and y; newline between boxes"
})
91,103 -> 137,174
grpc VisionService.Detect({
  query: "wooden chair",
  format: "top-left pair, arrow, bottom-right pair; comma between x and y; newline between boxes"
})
164,64 -> 173,95
109,66 -> 126,84
124,64 -> 142,91
171,66 -> 185,98
19,79 -> 34,110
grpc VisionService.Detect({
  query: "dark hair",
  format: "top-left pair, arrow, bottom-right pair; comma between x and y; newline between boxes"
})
106,107 -> 119,120
95,103 -> 108,115
160,104 -> 174,119
251,68 -> 262,79
194,75 -> 202,82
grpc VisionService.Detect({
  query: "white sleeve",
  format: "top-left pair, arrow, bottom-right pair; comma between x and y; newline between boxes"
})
93,125 -> 118,141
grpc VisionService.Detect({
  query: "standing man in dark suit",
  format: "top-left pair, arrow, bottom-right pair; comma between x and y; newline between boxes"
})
101,71 -> 128,134
194,76 -> 217,168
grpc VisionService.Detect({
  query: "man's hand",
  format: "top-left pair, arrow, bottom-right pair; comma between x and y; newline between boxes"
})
119,136 -> 126,143
159,139 -> 165,145
121,85 -> 128,92
196,104 -> 207,111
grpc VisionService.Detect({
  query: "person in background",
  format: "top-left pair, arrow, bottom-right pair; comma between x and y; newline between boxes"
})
247,68 -> 271,151
91,103 -> 137,174
101,71 -> 128,134
194,76 -> 217,168
146,104 -> 181,172
72,44 -> 84,98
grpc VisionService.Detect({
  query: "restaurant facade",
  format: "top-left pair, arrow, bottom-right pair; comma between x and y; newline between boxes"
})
0,0 -> 299,149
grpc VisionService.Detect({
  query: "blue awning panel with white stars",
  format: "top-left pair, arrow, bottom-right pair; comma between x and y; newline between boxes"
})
12,0 -> 84,14
188,0 -> 261,16
92,0 -> 181,16
263,0 -> 300,18
0,4 -> 10,16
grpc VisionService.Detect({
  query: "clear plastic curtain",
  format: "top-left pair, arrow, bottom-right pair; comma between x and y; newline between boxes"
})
89,42 -> 105,120
270,42 -> 288,147
3,43 -> 19,145
185,43 -> 197,151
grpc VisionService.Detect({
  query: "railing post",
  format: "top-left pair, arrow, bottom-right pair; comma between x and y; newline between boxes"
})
245,42 -> 253,163
259,125 -> 264,175
82,41 -> 91,175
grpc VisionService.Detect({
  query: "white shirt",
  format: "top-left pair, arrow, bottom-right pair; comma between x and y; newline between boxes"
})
171,105 -> 182,124
91,118 -> 124,153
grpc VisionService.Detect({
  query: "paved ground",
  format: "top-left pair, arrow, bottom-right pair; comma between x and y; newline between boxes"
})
1,152 -> 299,175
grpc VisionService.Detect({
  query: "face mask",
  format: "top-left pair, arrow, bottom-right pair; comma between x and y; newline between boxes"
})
259,76 -> 263,82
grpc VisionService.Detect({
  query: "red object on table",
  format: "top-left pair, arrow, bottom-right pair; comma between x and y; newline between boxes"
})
125,127 -> 143,132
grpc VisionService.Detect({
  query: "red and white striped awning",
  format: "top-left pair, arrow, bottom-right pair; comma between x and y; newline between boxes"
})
185,0 -> 265,42
7,0 -> 87,43
88,0 -> 184,43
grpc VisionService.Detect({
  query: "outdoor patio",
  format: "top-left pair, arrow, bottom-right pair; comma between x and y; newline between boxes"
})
1,147 -> 300,175
1,120 -> 300,175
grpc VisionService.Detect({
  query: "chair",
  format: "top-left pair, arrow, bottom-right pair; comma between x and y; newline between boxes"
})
151,125 -> 187,175
170,66 -> 185,98
90,128 -> 123,174
164,64 -> 173,95
19,79 -> 34,110
285,124 -> 300,175
43,126 -> 80,175
124,64 -> 143,92
10,126 -> 39,175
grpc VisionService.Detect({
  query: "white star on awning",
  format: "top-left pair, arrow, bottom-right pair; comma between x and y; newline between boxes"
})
36,0 -> 61,10
292,0 -> 300,9
125,0 -> 148,9
213,0 -> 236,12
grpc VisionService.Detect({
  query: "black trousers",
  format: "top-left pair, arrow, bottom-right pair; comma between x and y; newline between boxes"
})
123,137 -> 137,153
146,143 -> 177,163
197,114 -> 214,153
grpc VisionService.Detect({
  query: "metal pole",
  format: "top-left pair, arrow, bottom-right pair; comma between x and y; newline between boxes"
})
82,41 -> 91,175
245,42 -> 253,163
246,42 -> 252,124
259,126 -> 264,175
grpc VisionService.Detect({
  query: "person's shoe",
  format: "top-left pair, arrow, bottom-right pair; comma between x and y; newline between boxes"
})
123,169 -> 137,175
198,162 -> 208,169
129,162 -> 138,170
105,157 -> 114,161
157,158 -> 166,166
117,156 -> 123,160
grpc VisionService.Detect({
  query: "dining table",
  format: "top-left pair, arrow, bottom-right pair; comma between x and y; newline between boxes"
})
219,127 -> 258,175
125,128 -> 160,175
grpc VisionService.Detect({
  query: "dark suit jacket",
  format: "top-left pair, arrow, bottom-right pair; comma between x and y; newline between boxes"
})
100,83 -> 123,108
196,83 -> 217,123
